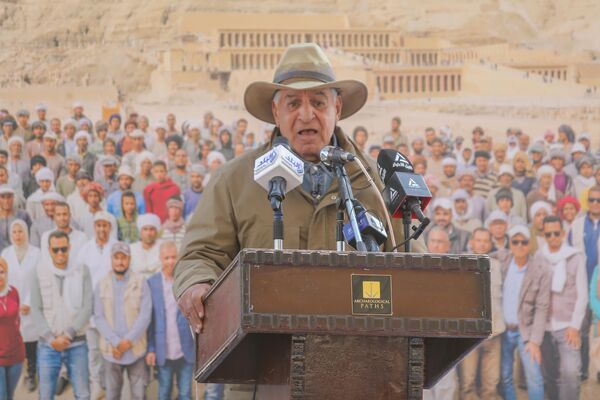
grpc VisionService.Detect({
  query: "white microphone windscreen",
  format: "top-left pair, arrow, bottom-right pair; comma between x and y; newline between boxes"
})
253,145 -> 304,193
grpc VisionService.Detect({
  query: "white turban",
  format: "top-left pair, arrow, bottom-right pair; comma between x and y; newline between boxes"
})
137,213 -> 161,231
530,201 -> 553,220
207,151 -> 226,165
74,130 -> 90,142
35,167 -> 54,183
40,191 -> 65,203
135,151 -> 155,172
536,165 -> 557,202
432,197 -> 453,211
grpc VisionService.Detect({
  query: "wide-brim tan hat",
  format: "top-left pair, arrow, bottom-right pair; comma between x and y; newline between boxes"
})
244,43 -> 368,124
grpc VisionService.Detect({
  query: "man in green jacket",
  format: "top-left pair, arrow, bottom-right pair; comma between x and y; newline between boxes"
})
174,42 -> 425,335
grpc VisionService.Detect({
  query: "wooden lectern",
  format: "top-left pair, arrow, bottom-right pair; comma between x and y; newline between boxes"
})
195,249 -> 491,399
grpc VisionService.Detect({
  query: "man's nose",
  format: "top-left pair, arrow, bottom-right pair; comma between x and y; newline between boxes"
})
297,100 -> 315,122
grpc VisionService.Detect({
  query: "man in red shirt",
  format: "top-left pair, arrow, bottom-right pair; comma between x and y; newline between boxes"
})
143,161 -> 180,222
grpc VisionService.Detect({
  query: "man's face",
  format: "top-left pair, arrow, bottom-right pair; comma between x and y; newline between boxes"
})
354,130 -> 367,146
49,237 -> 70,267
152,165 -> 167,182
190,172 -> 204,190
160,245 -> 178,275
33,126 -> 44,138
175,149 -> 187,167
391,119 -> 400,131
539,173 -> 552,189
0,169 -> 7,184
167,114 -> 176,128
459,176 -> 474,192
432,142 -> 443,157
0,193 -> 13,211
76,137 -> 88,152
462,148 -> 472,161
39,179 -> 52,192
141,226 -> 158,245
167,141 -> 179,156
433,208 -> 452,229
67,160 -> 80,176
579,163 -> 593,178
51,119 -> 61,133
427,230 -> 450,253
533,210 -> 549,231
65,125 -> 75,138
73,106 -> 83,118
77,178 -> 90,191
118,175 -> 133,190
498,174 -> 513,188
272,89 -> 341,163
509,233 -> 530,259
18,115 -> 28,126
236,120 -> 248,135
489,220 -> 507,240
475,157 -> 489,173
519,135 -> 530,150
86,191 -> 101,208
43,137 -> 57,152
42,200 -> 57,218
543,221 -> 564,251
167,206 -> 182,221
112,252 -> 130,275
9,142 -> 22,157
122,196 -> 136,215
425,129 -> 436,142
588,190 -> 600,217
54,205 -> 71,229
103,164 -> 117,178
494,149 -> 506,162
580,138 -> 590,150
132,136 -> 144,151
443,165 -> 456,178
94,220 -> 111,242
454,199 -> 467,214
470,231 -> 492,254
412,140 -> 424,154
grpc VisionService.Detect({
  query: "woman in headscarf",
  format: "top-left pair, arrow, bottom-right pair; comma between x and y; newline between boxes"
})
526,165 -> 563,211
557,196 -> 581,233
491,142 -> 508,175
511,151 -> 536,197
1,220 -> 40,392
573,156 -> 595,201
161,196 -> 186,249
218,128 -> 235,161
132,151 -> 155,193
0,255 -> 26,400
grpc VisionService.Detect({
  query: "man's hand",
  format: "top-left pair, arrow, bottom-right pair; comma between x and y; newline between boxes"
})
145,352 -> 156,366
565,327 -> 581,349
117,339 -> 132,354
524,342 -> 542,364
177,283 -> 211,334
20,305 -> 30,315
50,336 -> 71,352
112,348 -> 122,360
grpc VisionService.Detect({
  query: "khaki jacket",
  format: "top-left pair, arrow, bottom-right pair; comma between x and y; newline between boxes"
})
174,128 -> 426,299
497,249 -> 550,345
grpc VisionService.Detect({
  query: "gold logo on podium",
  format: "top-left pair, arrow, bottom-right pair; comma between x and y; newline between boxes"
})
362,281 -> 381,299
351,274 -> 392,315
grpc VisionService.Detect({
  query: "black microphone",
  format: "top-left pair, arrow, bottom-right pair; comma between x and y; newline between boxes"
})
319,145 -> 355,166
342,203 -> 387,251
376,149 -> 432,222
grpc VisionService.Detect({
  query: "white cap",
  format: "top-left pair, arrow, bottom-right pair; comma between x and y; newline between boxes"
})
93,211 -> 113,224
40,191 -> 65,203
117,165 -> 134,179
529,201 -> 553,220
74,130 -> 90,142
442,157 -> 457,167
155,121 -> 168,131
485,210 -> 508,228
571,143 -> 586,154
35,167 -> 54,183
432,197 -> 453,211
508,224 -> 531,240
0,185 -> 15,195
72,101 -> 84,109
7,136 -> 24,146
497,164 -> 514,177
129,129 -> 145,138
43,131 -> 58,140
35,103 -> 48,112
137,213 -> 161,230
207,151 -> 226,165
451,189 -> 469,201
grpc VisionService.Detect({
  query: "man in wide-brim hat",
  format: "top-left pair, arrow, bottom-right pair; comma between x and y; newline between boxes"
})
174,43 -> 424,352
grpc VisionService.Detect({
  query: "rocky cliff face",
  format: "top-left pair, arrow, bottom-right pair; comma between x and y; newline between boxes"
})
0,0 -> 596,99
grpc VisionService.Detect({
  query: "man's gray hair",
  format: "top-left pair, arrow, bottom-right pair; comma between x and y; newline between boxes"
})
272,88 -> 339,103
427,226 -> 450,243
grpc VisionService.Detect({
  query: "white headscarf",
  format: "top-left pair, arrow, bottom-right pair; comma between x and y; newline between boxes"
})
10,219 -> 29,263
536,164 -> 557,202
541,242 -> 579,293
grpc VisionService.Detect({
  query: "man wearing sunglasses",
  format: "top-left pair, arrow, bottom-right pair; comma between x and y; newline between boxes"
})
538,215 -> 587,400
569,185 -> 600,381
498,225 -> 549,400
30,230 -> 93,399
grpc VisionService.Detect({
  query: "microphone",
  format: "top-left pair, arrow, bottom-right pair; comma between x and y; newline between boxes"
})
254,136 -> 304,206
319,145 -> 355,166
342,204 -> 387,251
376,149 -> 432,222
254,136 -> 304,250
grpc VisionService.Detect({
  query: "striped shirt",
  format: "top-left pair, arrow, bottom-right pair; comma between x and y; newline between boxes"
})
474,172 -> 497,199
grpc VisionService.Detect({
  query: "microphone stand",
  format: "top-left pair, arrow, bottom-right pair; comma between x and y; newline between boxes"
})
332,163 -> 368,252
335,199 -> 345,252
268,177 -> 286,250
402,208 -> 412,253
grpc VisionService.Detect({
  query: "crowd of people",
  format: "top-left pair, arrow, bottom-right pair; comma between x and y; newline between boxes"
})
0,101 -> 597,400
